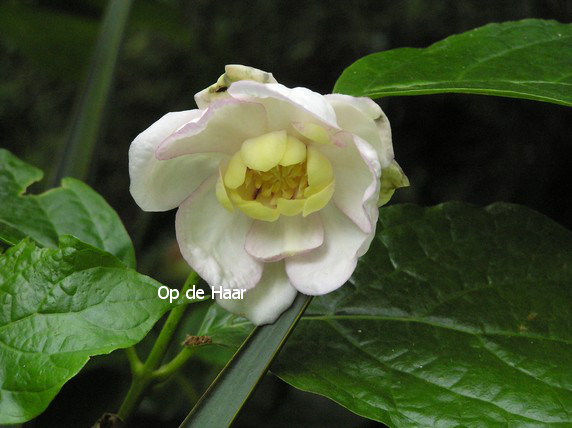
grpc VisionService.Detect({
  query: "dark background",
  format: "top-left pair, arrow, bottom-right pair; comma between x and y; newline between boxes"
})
1,0 -> 571,426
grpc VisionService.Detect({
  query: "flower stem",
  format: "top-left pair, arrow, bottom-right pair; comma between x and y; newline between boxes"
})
174,372 -> 200,403
153,347 -> 195,381
116,371 -> 151,422
117,271 -> 197,422
124,346 -> 143,374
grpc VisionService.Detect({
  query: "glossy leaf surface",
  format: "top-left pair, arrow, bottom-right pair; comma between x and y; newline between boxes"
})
0,237 -> 174,423
197,303 -> 253,348
0,149 -> 135,267
274,203 -> 572,427
335,20 -> 572,107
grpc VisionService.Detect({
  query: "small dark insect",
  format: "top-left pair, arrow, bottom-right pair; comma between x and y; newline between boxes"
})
182,335 -> 213,347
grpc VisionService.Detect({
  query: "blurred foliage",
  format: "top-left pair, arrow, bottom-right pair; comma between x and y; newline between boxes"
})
1,0 -> 571,426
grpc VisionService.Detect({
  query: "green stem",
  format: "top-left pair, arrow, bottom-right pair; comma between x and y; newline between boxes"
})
174,372 -> 200,403
153,347 -> 195,381
116,370 -> 152,421
125,346 -> 143,374
117,272 -> 197,422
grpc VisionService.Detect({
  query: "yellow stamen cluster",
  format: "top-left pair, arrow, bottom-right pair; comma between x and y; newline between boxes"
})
216,129 -> 335,222
247,163 -> 308,205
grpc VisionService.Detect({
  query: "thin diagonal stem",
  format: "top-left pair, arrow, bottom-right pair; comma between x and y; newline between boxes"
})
117,272 -> 197,422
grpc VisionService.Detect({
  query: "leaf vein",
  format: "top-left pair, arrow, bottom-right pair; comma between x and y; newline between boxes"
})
326,319 -> 549,424
301,315 -> 572,346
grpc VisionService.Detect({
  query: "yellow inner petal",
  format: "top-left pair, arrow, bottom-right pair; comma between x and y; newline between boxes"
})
216,167 -> 234,212
234,199 -> 280,222
303,180 -> 335,217
306,146 -> 333,194
276,198 -> 305,216
280,136 -> 307,166
297,123 -> 330,145
240,130 -> 287,172
224,152 -> 247,189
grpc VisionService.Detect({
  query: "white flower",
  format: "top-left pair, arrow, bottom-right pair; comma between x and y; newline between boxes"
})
129,65 -> 408,325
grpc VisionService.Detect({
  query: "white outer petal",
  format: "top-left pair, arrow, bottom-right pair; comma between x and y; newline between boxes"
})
217,261 -> 297,325
156,99 -> 268,160
318,135 -> 380,234
227,81 -> 338,131
176,175 -> 263,290
326,94 -> 382,119
285,203 -> 376,295
129,110 -> 222,212
325,93 -> 394,168
245,214 -> 324,262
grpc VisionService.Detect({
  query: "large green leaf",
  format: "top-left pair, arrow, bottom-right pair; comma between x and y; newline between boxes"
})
0,237 -> 175,424
334,20 -> 572,107
0,149 -> 135,267
273,203 -> 572,427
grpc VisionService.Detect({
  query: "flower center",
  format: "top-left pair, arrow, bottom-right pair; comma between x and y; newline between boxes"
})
246,162 -> 308,207
215,130 -> 335,222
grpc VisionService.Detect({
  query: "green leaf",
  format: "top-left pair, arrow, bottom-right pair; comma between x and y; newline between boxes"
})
273,202 -> 572,427
0,237 -> 174,424
0,149 -> 135,267
180,294 -> 311,427
334,19 -> 572,107
54,0 -> 133,183
196,303 -> 253,348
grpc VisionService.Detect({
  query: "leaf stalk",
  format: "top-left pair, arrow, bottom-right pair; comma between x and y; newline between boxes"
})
117,272 -> 198,422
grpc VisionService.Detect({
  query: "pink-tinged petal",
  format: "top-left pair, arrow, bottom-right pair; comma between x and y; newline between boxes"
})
176,175 -> 262,290
318,135 -> 380,234
228,81 -> 338,131
285,203 -> 376,295
325,93 -> 394,168
157,99 -> 268,160
129,109 -> 223,212
245,214 -> 324,262
216,261 -> 297,325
